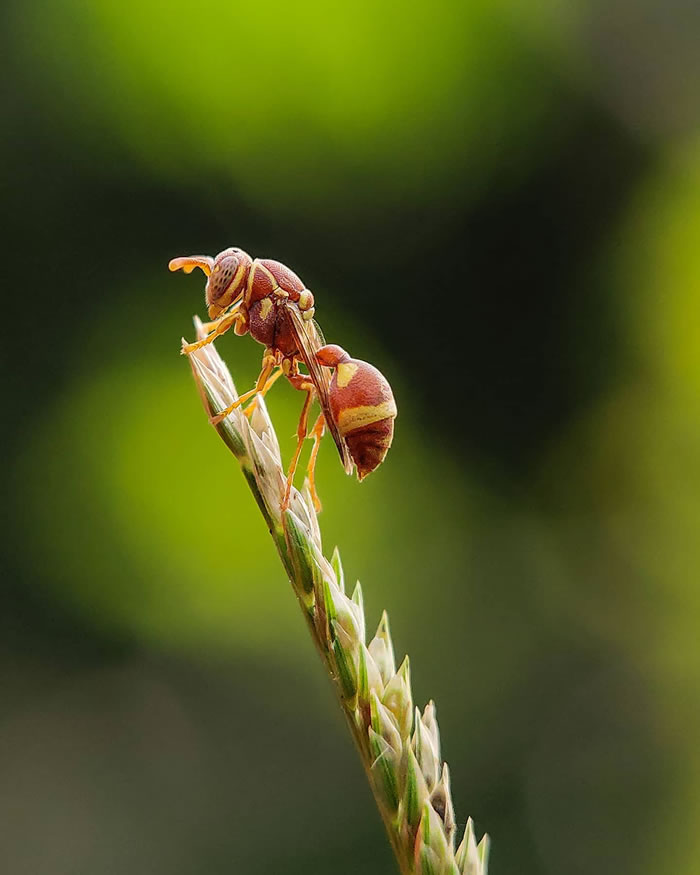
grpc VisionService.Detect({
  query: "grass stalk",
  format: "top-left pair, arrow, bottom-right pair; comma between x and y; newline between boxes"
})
185,317 -> 489,875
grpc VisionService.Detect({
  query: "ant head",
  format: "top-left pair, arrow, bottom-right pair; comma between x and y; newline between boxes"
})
169,247 -> 252,318
205,248 -> 253,318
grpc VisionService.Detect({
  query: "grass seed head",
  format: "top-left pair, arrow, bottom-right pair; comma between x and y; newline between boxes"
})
184,319 -> 489,874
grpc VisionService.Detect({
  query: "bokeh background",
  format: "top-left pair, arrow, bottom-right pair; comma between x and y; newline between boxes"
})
3,0 -> 700,872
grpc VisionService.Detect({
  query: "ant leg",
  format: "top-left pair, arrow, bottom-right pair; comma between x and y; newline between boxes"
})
210,352 -> 276,425
243,368 -> 284,419
306,413 -> 326,512
181,309 -> 247,355
282,379 -> 315,510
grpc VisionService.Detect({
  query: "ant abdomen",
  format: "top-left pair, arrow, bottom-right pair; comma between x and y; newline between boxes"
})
316,344 -> 397,480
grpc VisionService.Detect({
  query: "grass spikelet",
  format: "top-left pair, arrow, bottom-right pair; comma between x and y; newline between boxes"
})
185,319 -> 489,875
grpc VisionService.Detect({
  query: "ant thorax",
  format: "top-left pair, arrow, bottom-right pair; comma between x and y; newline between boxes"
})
248,295 -> 298,357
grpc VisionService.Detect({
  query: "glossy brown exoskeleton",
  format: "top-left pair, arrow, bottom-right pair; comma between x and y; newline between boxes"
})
171,247 -> 396,508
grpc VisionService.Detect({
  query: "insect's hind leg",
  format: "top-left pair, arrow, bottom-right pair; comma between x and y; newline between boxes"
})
306,413 -> 326,512
282,373 -> 316,511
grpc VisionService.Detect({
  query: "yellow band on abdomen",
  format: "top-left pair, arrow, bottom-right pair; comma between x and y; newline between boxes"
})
337,400 -> 397,435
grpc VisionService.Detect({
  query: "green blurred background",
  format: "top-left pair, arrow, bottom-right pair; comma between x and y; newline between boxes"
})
3,0 -> 700,872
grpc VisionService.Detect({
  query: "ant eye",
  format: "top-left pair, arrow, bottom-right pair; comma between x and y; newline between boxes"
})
205,252 -> 250,317
208,255 -> 239,302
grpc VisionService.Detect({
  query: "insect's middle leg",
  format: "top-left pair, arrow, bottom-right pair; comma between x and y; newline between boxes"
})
282,373 -> 316,510
210,351 -> 276,425
243,367 -> 284,419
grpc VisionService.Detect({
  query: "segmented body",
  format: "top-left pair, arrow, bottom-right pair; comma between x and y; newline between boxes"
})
172,247 -> 396,485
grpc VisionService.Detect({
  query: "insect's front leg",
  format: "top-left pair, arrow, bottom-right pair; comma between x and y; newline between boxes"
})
181,306 -> 248,355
